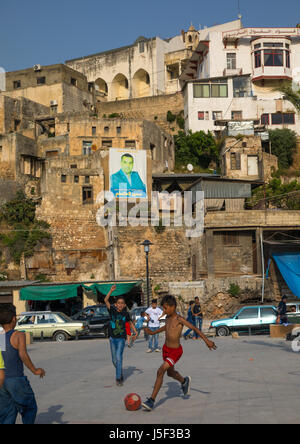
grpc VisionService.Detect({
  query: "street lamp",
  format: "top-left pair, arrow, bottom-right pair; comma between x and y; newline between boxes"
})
141,240 -> 153,307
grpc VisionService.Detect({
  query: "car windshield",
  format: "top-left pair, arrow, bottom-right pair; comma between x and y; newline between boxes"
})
56,313 -> 73,323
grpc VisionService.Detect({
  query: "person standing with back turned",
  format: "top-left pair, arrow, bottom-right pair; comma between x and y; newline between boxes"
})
0,304 -> 45,424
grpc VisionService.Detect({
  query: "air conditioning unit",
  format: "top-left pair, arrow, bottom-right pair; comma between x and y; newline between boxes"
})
33,64 -> 41,71
50,100 -> 58,106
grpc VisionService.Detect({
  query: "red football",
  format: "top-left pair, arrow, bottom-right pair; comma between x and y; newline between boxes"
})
124,393 -> 141,411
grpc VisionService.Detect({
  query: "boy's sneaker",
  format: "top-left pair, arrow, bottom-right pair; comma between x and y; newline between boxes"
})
155,348 -> 161,352
181,376 -> 191,396
116,379 -> 123,387
142,397 -> 155,411
146,349 -> 152,353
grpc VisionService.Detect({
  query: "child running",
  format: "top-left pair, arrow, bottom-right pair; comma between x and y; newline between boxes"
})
104,285 -> 137,386
142,295 -> 217,411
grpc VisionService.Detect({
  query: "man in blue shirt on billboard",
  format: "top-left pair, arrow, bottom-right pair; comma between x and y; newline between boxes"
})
110,153 -> 147,198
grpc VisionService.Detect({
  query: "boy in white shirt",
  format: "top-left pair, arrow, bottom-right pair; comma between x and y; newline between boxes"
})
146,299 -> 164,353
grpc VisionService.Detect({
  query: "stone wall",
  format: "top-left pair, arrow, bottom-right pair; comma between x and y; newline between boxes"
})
113,225 -> 192,286
97,92 -> 184,135
164,275 -> 271,319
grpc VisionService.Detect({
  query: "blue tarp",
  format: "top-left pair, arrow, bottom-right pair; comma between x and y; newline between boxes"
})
272,252 -> 300,299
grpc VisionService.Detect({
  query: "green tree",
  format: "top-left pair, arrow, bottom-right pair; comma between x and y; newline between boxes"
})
277,83 -> 300,112
174,130 -> 219,169
0,191 -> 51,264
269,128 -> 297,169
247,178 -> 300,210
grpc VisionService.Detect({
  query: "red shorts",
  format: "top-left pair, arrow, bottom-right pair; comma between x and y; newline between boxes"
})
125,322 -> 131,336
162,344 -> 183,367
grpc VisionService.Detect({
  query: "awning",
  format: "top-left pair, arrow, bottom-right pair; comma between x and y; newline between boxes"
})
20,281 -> 142,301
272,252 -> 300,299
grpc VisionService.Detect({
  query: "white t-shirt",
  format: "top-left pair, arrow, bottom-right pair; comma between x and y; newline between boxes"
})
146,307 -> 163,328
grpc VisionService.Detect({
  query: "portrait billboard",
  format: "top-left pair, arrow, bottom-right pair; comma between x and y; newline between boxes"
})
109,148 -> 147,198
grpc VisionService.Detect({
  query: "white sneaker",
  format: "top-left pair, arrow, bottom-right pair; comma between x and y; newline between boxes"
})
155,348 -> 161,352
146,349 -> 152,353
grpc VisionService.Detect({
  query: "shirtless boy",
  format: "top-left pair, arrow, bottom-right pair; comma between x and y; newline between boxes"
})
142,295 -> 216,411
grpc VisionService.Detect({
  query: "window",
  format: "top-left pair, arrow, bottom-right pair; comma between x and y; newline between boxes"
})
263,42 -> 284,48
116,126 -> 121,134
74,176 -> 79,183
233,76 -> 251,98
261,114 -> 269,125
237,308 -> 259,319
82,186 -> 93,204
145,73 -> 150,85
223,232 -> 239,245
18,316 -> 36,326
139,41 -> 145,53
260,307 -> 276,318
85,176 -> 90,184
102,140 -> 112,147
36,314 -> 57,324
193,84 -> 210,98
212,111 -> 222,121
125,140 -> 136,148
194,81 -> 227,98
231,111 -> 242,121
254,51 -> 261,68
283,113 -> 295,124
150,143 -> 156,160
92,126 -> 96,135
13,80 -> 21,89
104,126 -> 109,132
286,51 -> 290,68
271,113 -> 295,125
264,49 -> 283,66
227,53 -> 236,70
50,104 -> 58,115
230,152 -> 241,170
70,164 -> 77,169
211,83 -> 228,98
61,175 -> 67,183
14,119 -> 21,131
71,77 -> 77,86
198,111 -> 205,120
82,141 -> 92,155
254,43 -> 261,49
37,77 -> 46,85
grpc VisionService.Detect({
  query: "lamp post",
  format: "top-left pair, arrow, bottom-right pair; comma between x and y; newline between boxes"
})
141,240 -> 153,307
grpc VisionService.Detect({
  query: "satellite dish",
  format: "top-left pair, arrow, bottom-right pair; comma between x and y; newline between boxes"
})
187,164 -> 194,172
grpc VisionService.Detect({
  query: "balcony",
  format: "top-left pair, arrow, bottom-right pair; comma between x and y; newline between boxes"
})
252,66 -> 292,82
223,68 -> 243,77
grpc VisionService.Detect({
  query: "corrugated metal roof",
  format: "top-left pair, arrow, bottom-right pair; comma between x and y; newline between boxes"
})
189,179 -> 252,201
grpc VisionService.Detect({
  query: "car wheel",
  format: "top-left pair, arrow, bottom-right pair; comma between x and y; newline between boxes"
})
53,331 -> 68,343
216,326 -> 230,337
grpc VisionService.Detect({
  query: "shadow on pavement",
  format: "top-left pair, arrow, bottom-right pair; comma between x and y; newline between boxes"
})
36,405 -> 68,424
154,382 -> 210,409
242,339 -> 294,353
123,366 -> 143,381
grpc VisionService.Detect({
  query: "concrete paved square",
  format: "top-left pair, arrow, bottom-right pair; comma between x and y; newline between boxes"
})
16,334 -> 300,424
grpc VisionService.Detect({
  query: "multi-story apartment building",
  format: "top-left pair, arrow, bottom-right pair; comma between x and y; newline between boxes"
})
181,24 -> 300,135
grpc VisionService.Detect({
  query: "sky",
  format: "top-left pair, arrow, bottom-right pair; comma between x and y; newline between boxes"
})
0,0 -> 299,72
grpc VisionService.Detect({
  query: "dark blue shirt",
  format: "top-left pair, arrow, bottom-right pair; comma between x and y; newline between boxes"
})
2,330 -> 24,378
